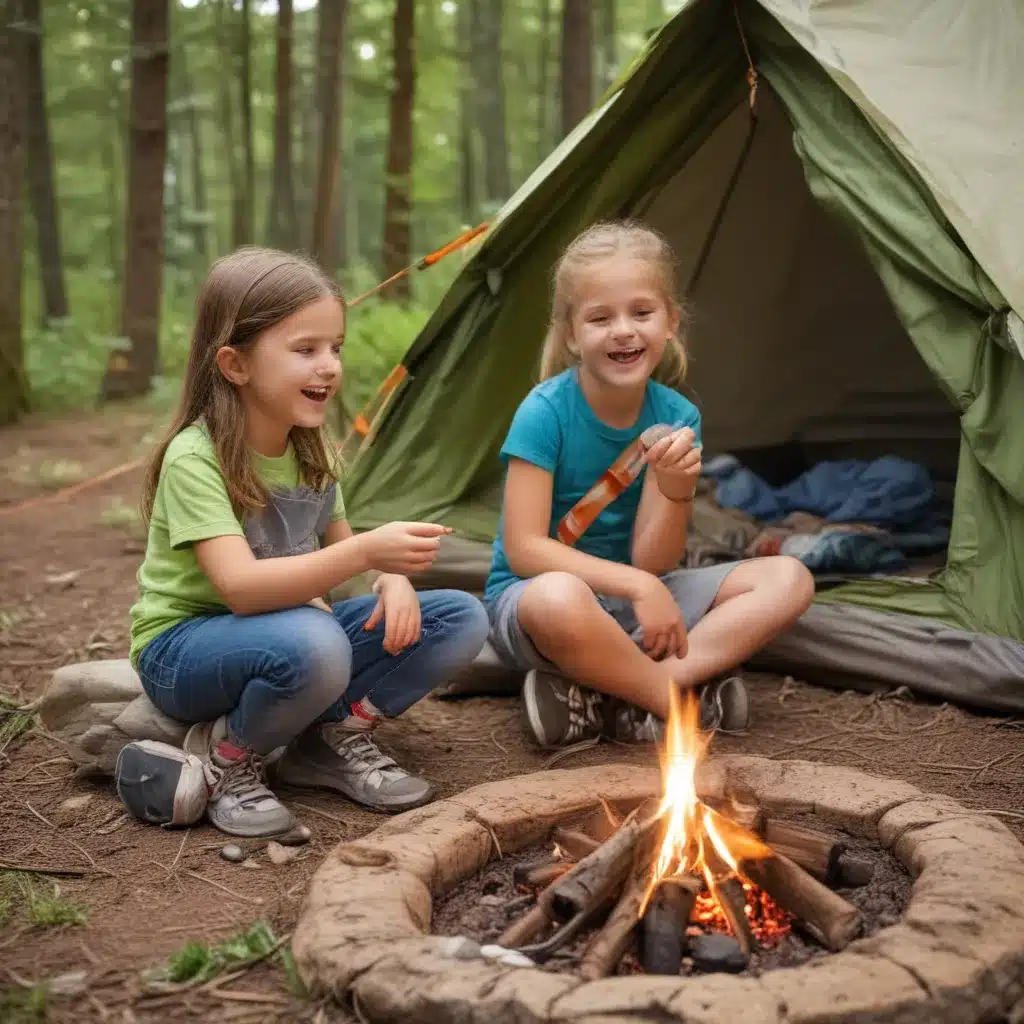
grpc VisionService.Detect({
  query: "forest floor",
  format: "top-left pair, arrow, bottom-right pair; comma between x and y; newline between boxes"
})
2,404 -> 1024,1023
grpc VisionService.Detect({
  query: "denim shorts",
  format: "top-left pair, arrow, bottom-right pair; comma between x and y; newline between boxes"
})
485,562 -> 744,671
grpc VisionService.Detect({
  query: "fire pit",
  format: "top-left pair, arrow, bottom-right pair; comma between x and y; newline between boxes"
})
293,700 -> 1024,1022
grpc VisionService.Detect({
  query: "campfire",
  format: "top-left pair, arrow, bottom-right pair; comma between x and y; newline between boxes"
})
498,687 -> 874,977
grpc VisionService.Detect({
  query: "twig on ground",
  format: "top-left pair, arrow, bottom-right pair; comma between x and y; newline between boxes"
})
970,749 -> 1024,785
207,990 -> 292,1006
0,926 -> 32,952
907,705 -> 950,731
972,809 -> 1024,821
170,830 -> 190,873
22,800 -> 114,876
0,860 -> 91,877
352,991 -> 370,1024
184,870 -> 264,905
490,729 -> 509,755
542,736 -> 601,769
291,802 -> 350,827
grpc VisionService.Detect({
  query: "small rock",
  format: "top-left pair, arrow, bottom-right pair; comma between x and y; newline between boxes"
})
479,894 -> 505,907
690,933 -> 747,974
438,936 -> 481,961
267,841 -> 299,866
241,858 -> 261,870
59,794 -> 94,814
275,824 -> 312,846
220,844 -> 245,863
44,570 -> 81,590
47,968 -> 88,996
480,945 -> 535,968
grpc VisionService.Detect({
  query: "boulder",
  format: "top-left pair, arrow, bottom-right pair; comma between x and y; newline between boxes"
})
38,660 -> 187,775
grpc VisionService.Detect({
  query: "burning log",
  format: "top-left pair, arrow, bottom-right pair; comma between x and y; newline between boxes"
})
551,826 -> 600,860
579,854 -> 651,980
763,820 -> 845,885
702,833 -> 756,958
639,875 -> 700,975
513,858 -> 571,888
737,851 -> 862,952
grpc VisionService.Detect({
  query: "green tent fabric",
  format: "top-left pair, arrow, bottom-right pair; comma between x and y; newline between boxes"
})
343,0 -> 1024,707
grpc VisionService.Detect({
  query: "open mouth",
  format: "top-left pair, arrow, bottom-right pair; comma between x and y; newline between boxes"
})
608,348 -> 644,365
301,386 -> 331,402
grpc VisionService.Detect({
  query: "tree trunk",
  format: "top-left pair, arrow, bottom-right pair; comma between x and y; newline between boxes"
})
311,0 -> 347,277
381,0 -> 415,296
268,0 -> 297,250
599,0 -> 616,92
535,0 -> 552,165
0,0 -> 29,424
178,43 -> 208,266
102,0 -> 169,401
238,0 -> 254,244
560,0 -> 592,138
471,0 -> 510,207
215,0 -> 243,251
458,0 -> 476,224
23,0 -> 68,324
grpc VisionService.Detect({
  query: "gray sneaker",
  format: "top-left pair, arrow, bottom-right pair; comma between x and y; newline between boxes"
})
700,676 -> 749,732
183,717 -> 296,838
277,724 -> 435,813
521,670 -> 605,748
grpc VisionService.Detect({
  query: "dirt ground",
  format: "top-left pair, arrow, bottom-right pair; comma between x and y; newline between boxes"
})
2,406 -> 1023,1023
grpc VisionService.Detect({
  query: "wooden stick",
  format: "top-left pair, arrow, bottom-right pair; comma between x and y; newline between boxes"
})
738,852 -> 862,951
708,876 -> 755,957
496,903 -> 549,948
0,861 -> 90,877
639,876 -> 699,975
579,854 -> 650,980
763,820 -> 844,885
513,858 -> 571,888
551,826 -> 600,860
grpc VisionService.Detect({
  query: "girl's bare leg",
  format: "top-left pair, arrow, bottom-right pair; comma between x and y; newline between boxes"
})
517,572 -> 678,719
660,556 -> 814,687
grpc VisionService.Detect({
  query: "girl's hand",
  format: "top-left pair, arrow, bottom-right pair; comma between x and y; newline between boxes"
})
360,521 -> 451,575
631,574 -> 688,660
363,574 -> 421,654
645,427 -> 701,502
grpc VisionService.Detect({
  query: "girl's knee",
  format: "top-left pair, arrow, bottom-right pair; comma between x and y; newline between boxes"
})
518,572 -> 597,636
275,609 -> 352,705
768,556 -> 815,612
422,590 -> 489,651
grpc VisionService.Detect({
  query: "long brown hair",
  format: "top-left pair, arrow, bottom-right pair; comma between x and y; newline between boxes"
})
141,247 -> 344,525
539,220 -> 690,390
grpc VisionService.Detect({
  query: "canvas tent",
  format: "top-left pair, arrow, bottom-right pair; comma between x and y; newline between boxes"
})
343,0 -> 1024,712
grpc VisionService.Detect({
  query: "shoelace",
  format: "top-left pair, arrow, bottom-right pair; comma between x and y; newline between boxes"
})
565,685 -> 603,742
335,732 -> 400,774
211,754 -> 274,806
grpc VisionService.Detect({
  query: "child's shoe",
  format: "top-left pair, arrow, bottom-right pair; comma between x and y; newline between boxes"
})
183,717 -> 296,838
277,723 -> 434,812
609,676 -> 750,744
521,669 -> 605,748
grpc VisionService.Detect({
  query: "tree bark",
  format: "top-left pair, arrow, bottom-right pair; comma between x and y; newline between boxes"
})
178,42 -> 208,266
23,0 -> 68,324
215,0 -> 243,251
102,0 -> 169,401
458,0 -> 476,224
0,0 -> 29,424
471,0 -> 510,207
599,0 -> 616,92
311,0 -> 347,276
238,0 -> 254,244
268,0 -> 297,250
381,0 -> 415,296
535,0 -> 552,165
560,0 -> 593,138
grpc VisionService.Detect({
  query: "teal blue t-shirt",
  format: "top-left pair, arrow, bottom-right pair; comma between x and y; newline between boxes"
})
484,368 -> 702,602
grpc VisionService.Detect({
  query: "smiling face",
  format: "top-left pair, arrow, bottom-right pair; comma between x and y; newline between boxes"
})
567,255 -> 679,394
216,293 -> 345,454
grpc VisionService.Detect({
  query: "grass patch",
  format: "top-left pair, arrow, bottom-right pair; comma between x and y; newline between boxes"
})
0,984 -> 49,1023
0,695 -> 39,758
98,497 -> 143,533
154,920 -> 303,994
0,608 -> 28,633
0,872 -> 89,928
11,459 -> 87,492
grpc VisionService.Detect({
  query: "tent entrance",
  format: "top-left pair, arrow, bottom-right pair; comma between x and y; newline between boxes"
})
634,84 -> 958,578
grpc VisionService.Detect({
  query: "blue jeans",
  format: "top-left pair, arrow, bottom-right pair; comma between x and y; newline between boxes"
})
137,590 -> 489,754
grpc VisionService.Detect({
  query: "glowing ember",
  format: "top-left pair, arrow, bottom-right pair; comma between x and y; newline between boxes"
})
641,685 -> 793,947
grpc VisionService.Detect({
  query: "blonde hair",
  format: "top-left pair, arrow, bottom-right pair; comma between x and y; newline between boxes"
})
142,247 -> 344,525
539,220 -> 689,390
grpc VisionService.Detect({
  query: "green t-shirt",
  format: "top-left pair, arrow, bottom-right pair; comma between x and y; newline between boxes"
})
129,424 -> 346,666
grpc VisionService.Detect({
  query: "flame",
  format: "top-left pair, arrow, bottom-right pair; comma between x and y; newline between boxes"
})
640,684 -> 792,947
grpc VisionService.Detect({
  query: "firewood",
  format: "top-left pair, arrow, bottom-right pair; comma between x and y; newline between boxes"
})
763,820 -> 845,885
738,852 -> 862,951
513,858 -> 571,888
551,826 -> 600,860
579,854 -> 650,980
496,903 -> 549,948
706,799 -> 765,835
707,876 -> 755,957
639,876 -> 699,975
543,801 -> 657,923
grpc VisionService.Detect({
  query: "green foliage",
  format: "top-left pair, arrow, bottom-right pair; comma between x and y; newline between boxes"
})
0,695 -> 40,758
158,920 -> 299,990
0,872 -> 90,928
0,983 -> 49,1023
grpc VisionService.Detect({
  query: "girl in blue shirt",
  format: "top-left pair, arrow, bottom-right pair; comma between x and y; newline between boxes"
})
485,221 -> 814,748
